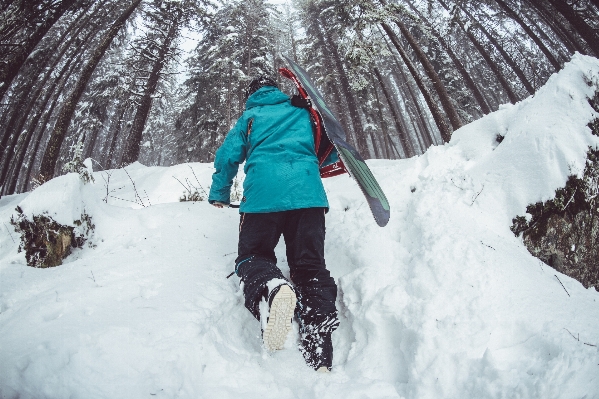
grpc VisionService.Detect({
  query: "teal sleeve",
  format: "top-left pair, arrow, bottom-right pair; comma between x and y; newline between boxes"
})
208,117 -> 248,205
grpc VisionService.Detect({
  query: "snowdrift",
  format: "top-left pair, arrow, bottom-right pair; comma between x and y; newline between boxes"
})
1,54 -> 599,399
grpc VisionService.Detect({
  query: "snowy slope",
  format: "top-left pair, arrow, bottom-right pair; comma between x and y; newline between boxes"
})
1,54 -> 599,399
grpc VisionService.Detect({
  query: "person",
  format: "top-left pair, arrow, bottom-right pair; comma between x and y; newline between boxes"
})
208,76 -> 339,372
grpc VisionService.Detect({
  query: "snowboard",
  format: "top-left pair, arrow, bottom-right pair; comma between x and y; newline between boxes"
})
279,55 -> 390,227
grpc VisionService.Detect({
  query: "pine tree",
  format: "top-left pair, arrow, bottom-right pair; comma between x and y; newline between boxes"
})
174,0 -> 275,163
38,0 -> 142,182
121,0 -> 187,166
0,0 -> 83,101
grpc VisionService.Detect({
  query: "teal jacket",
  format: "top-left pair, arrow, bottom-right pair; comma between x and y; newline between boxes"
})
208,86 -> 329,213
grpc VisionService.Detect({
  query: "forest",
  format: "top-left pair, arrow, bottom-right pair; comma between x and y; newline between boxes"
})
1,0 -> 598,196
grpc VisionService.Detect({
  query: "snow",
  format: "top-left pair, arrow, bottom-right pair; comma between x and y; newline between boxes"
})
1,54 -> 599,398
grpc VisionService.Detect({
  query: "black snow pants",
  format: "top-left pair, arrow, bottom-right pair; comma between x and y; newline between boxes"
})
234,207 -> 338,327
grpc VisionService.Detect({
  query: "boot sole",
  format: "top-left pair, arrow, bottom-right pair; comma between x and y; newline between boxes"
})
263,285 -> 296,351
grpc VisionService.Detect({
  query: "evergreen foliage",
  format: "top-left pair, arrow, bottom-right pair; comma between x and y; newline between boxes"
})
0,0 -> 598,195
174,0 -> 275,163
0,0 -> 598,289
62,135 -> 95,184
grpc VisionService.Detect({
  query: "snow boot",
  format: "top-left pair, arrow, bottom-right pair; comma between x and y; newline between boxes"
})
261,284 -> 297,351
299,314 -> 339,371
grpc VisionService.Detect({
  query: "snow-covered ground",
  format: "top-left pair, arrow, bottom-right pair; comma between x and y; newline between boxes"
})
1,54 -> 599,399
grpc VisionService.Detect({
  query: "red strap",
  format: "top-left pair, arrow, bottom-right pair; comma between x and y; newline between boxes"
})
319,161 -> 347,178
279,67 -> 347,178
279,67 -> 322,153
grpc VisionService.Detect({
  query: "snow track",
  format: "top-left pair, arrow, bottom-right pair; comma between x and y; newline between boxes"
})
1,54 -> 599,398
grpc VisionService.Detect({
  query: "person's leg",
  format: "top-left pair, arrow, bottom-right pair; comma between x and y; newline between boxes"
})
282,207 -> 338,370
235,212 -> 290,320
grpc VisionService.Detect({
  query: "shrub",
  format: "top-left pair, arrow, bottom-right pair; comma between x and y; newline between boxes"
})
179,190 -> 204,202
511,116 -> 599,289
10,206 -> 94,268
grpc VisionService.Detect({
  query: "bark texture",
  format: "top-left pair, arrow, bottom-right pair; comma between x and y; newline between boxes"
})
0,0 -> 78,101
38,0 -> 141,181
121,12 -> 180,166
381,22 -> 452,143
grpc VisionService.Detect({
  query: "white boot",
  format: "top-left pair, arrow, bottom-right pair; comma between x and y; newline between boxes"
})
262,284 -> 296,351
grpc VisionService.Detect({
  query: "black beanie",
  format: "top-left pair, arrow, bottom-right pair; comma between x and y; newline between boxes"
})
245,76 -> 278,99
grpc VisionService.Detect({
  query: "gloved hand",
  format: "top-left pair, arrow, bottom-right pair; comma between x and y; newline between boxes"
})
291,95 -> 312,109
211,201 -> 228,208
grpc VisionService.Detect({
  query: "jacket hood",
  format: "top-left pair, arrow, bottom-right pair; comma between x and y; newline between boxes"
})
245,86 -> 289,109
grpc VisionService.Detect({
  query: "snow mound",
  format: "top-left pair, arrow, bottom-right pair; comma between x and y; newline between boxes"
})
1,54 -> 598,398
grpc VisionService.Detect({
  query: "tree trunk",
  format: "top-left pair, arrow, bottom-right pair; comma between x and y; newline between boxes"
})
19,57 -> 81,193
1,0 -> 100,97
290,25 -> 298,62
545,0 -> 599,56
379,31 -> 437,148
0,91 -> 29,181
494,0 -> 561,71
436,0 -> 520,104
319,23 -> 369,158
460,4 -> 535,95
463,23 -> 520,103
380,22 -> 452,143
359,99 -> 381,159
227,62 -> 232,129
389,69 -> 426,153
373,67 -> 415,158
0,0 -> 77,102
371,94 -> 390,158
528,0 -> 585,55
2,46 -> 85,195
368,72 -> 398,159
315,47 -> 354,146
244,5 -> 254,75
121,14 -> 179,166
104,101 -> 129,169
0,2 -> 111,191
0,1 -> 91,138
389,67 -> 427,152
0,27 -> 70,165
459,45 -> 498,110
386,9 -> 463,131
38,0 -> 141,181
83,123 -> 102,160
404,0 -> 491,115
395,73 -> 433,148
519,2 -> 572,63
